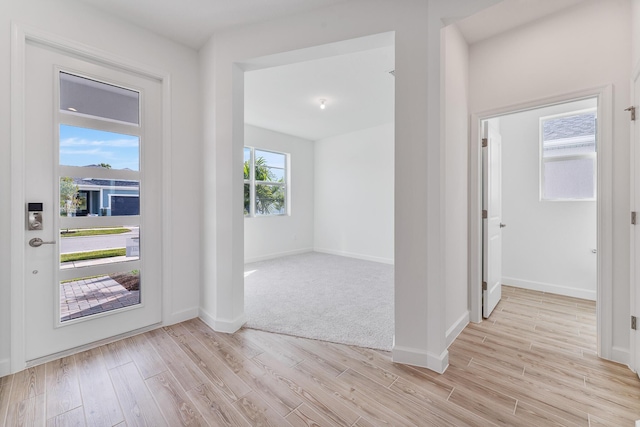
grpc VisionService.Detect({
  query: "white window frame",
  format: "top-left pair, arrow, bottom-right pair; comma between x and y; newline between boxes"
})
539,108 -> 597,202
244,146 -> 289,217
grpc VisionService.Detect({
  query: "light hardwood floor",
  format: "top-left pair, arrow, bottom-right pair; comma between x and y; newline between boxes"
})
1,285 -> 639,426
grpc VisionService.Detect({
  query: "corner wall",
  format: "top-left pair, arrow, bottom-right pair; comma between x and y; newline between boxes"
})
469,0 -> 631,362
314,123 -> 394,264
244,125 -> 314,263
500,100 -> 597,300
443,24 -> 470,345
1,0 -> 201,375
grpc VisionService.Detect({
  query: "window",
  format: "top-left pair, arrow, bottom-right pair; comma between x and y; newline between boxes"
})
540,109 -> 597,201
58,71 -> 143,321
244,147 -> 287,216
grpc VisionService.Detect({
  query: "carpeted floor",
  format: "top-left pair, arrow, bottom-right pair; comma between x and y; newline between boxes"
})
243,251 -> 394,350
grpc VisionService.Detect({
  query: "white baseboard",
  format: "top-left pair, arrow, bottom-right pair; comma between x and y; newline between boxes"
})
502,277 -> 596,301
610,346 -> 630,366
392,345 -> 449,373
245,247 -> 313,264
164,307 -> 199,326
446,311 -> 469,348
313,247 -> 394,265
198,308 -> 246,334
0,358 -> 10,378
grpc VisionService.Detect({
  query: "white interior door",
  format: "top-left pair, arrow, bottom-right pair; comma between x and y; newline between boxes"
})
482,120 -> 503,318
632,69 -> 640,378
23,41 -> 163,362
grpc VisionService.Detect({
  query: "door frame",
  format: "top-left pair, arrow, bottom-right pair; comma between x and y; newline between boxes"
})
10,23 -> 173,373
630,61 -> 640,375
469,85 -> 613,359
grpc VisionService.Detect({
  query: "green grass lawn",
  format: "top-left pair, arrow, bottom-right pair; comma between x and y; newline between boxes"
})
60,228 -> 131,237
61,248 -> 126,263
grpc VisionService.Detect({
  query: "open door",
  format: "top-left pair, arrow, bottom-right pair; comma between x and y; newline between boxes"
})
482,120 -> 504,318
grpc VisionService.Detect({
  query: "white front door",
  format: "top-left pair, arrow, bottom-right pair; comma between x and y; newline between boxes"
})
22,40 -> 163,362
482,120 -> 503,318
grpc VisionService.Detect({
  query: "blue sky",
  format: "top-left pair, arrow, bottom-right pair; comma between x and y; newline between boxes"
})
59,125 -> 139,171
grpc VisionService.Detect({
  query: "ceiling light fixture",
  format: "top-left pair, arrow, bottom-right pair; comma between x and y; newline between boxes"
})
67,107 -> 77,112
319,99 -> 326,110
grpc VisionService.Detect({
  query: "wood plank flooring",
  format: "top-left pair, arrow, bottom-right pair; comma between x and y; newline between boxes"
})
1,285 -> 639,426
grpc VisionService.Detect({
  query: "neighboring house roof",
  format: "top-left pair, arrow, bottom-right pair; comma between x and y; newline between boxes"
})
73,178 -> 139,188
543,112 -> 596,141
72,165 -> 138,188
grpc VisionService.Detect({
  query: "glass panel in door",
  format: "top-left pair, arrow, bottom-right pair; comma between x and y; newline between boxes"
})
58,76 -> 142,323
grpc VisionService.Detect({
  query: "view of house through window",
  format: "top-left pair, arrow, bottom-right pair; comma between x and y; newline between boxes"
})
244,147 -> 287,216
58,72 -> 142,322
540,109 -> 597,200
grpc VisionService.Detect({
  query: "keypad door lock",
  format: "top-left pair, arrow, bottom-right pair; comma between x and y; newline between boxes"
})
27,202 -> 44,230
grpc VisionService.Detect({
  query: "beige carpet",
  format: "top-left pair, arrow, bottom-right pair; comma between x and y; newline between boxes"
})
244,252 -> 394,350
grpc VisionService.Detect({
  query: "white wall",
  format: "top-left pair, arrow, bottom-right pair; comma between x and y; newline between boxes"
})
244,125 -> 314,262
0,0 -> 201,375
500,100 -> 598,300
633,0 -> 640,69
314,123 -> 394,264
200,0 -> 499,372
469,0 -> 631,362
443,24 -> 470,345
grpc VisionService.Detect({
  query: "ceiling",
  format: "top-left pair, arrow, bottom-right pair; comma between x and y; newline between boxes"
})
245,46 -> 395,141
74,0 -> 351,50
73,0 -> 590,141
456,0 -> 588,44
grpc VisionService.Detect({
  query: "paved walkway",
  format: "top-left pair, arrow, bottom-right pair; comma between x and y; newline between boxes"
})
60,276 -> 140,322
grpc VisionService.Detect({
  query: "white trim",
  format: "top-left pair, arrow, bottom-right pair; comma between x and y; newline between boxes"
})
446,311 -> 469,348
164,307 -> 199,326
611,346 -> 630,366
10,22 -> 28,374
198,308 -> 247,334
392,345 -> 449,374
630,62 -> 640,375
244,248 -> 313,264
10,22 -> 172,374
25,323 -> 161,369
469,86 -> 613,362
502,277 -> 596,301
0,359 -> 10,378
313,247 -> 394,265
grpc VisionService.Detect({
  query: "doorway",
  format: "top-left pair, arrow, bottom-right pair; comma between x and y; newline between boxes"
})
11,29 -> 166,369
471,87 -> 614,358
239,33 -> 395,350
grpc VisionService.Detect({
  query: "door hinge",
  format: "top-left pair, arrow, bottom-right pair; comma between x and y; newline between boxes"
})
633,211 -> 637,225
482,209 -> 488,219
632,316 -> 637,330
482,138 -> 488,148
482,281 -> 487,291
625,106 -> 636,121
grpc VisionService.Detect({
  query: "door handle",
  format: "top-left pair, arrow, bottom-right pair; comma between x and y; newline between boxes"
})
29,238 -> 56,247
499,223 -> 507,228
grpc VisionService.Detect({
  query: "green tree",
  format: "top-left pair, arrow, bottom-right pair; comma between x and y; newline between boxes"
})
59,177 -> 80,216
244,157 -> 285,215
98,163 -> 112,169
